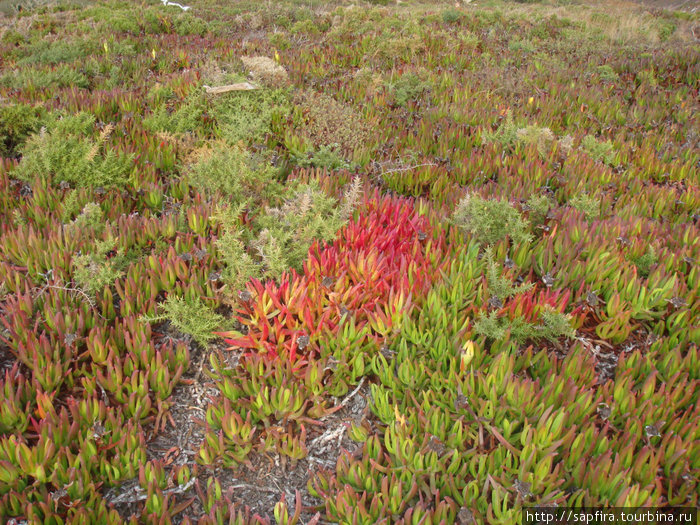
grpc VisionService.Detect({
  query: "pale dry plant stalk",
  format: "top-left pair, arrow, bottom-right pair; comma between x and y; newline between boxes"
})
85,123 -> 114,163
339,176 -> 362,222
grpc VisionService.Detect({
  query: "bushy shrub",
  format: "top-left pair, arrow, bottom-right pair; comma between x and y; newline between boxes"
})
580,135 -> 616,165
213,88 -> 291,145
474,306 -> 575,344
142,295 -> 227,347
516,125 -> 555,156
185,144 -> 283,206
144,92 -> 212,137
293,143 -> 352,171
0,102 -> 44,157
253,182 -> 347,276
13,114 -> 133,188
387,73 -> 432,107
484,248 -> 534,302
629,246 -> 658,278
72,238 -> 123,297
453,193 -> 532,246
293,90 -> 369,157
442,8 -> 463,24
570,193 -> 601,220
595,64 -> 619,83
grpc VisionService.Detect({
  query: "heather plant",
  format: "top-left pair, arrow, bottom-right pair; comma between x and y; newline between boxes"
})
0,102 -> 44,157
292,143 -> 352,171
474,306 -> 575,344
141,295 -> 227,347
253,182 -> 347,276
386,72 -> 432,107
185,144 -> 283,206
581,134 -> 616,165
484,247 -> 534,302
13,113 -> 133,188
212,88 -> 291,145
72,238 -> 123,297
453,193 -> 532,246
570,192 -> 601,220
292,90 -> 370,159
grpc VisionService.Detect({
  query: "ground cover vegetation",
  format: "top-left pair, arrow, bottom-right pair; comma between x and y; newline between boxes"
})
0,0 -> 697,522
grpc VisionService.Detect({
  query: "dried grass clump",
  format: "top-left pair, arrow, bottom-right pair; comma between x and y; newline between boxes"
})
240,56 -> 289,87
295,90 -> 370,156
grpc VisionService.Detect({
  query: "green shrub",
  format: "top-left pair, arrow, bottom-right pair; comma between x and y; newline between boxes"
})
142,295 -> 227,347
65,202 -> 105,236
508,38 -> 536,53
13,114 -> 133,188
213,88 -> 291,145
516,125 -> 555,157
293,143 -> 352,171
253,182 -> 347,276
580,135 -> 616,165
387,73 -> 431,107
290,19 -> 319,35
0,64 -> 89,90
484,247 -> 534,302
629,246 -> 657,278
595,64 -> 619,83
525,194 -> 552,226
186,145 -> 283,206
72,238 -> 123,297
481,110 -> 520,149
569,193 -> 601,220
442,8 -> 463,24
269,31 -> 291,51
0,102 -> 44,156
144,91 -> 211,137
474,306 -> 575,344
453,193 -> 532,246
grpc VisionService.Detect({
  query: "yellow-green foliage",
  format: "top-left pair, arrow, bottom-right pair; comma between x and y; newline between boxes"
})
453,193 -> 532,246
143,295 -> 227,347
0,102 -> 44,156
13,113 -> 132,188
72,238 -> 123,297
186,145 -> 283,205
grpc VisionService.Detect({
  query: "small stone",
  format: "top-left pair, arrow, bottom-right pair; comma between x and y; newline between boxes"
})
586,291 -> 600,307
457,507 -> 474,524
488,296 -> 503,309
513,479 -> 532,498
645,424 -> 661,438
426,436 -> 446,456
666,297 -> 686,309
597,403 -> 611,420
297,334 -> 310,350
542,272 -> 555,287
